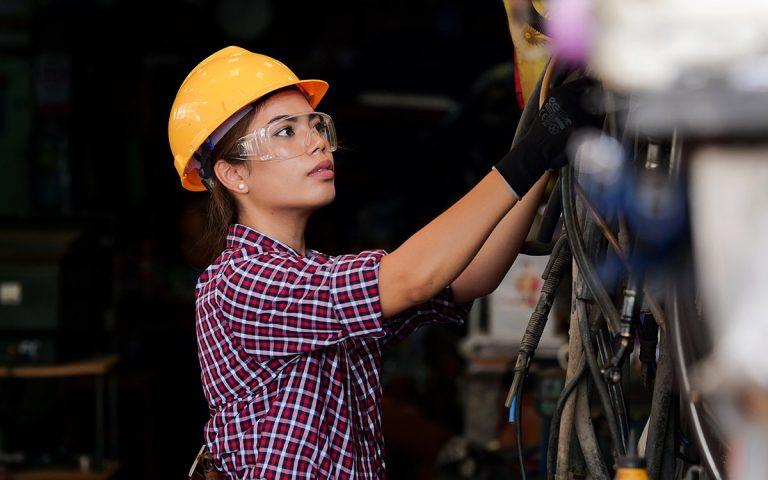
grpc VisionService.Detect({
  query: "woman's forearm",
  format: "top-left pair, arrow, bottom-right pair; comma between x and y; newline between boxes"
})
379,170 -> 518,317
450,173 -> 551,304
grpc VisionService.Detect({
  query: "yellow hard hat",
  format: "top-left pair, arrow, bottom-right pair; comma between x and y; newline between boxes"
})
168,46 -> 329,191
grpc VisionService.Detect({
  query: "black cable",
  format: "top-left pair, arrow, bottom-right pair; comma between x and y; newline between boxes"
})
521,240 -> 559,256
561,163 -> 622,333
547,353 -> 587,480
639,314 -> 659,391
577,300 -> 626,457
516,377 -> 527,480
562,151 -> 628,462
596,326 -> 631,454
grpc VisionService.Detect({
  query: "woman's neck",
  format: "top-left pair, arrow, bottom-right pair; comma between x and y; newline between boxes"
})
238,209 -> 309,255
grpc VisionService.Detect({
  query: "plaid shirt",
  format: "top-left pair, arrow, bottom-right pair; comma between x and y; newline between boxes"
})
196,224 -> 470,479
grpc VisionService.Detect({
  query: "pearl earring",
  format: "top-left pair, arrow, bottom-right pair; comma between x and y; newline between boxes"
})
238,182 -> 246,191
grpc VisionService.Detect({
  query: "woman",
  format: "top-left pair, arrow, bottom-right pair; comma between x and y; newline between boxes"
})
169,46 -> 598,479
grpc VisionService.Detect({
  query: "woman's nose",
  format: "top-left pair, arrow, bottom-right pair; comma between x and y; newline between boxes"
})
306,128 -> 327,154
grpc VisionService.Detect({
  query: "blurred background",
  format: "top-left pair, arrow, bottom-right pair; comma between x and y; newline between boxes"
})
0,0 -> 549,478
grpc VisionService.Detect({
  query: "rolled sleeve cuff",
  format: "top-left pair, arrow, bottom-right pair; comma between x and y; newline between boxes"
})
330,250 -> 387,338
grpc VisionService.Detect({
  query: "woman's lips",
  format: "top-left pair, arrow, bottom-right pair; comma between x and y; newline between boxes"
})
309,159 -> 334,179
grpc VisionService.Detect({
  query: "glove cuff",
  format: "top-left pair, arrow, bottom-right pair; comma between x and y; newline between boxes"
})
494,143 -> 545,199
491,166 -> 523,200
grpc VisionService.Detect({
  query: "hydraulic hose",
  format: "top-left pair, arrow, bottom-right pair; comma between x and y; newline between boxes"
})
547,352 -> 587,480
505,236 -> 571,408
644,329 -> 673,479
520,237 -> 570,359
556,262 -> 590,479
574,379 -> 610,480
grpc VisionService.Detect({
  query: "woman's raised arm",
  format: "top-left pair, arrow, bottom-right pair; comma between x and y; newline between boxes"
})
379,170 -> 517,317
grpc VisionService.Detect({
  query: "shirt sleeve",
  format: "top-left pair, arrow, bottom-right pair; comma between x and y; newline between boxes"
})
217,250 -> 387,360
378,286 -> 473,351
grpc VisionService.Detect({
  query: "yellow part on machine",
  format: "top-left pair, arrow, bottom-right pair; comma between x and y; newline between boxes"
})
168,46 -> 329,191
502,0 -> 551,105
613,467 -> 650,480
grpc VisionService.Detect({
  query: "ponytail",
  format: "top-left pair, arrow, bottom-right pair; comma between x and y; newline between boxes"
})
201,108 -> 257,259
200,86 -> 303,260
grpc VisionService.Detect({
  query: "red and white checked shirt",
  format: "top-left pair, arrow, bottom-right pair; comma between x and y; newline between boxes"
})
195,224 -> 470,479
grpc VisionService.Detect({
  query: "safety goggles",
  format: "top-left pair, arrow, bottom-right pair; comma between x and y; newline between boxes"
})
228,112 -> 337,161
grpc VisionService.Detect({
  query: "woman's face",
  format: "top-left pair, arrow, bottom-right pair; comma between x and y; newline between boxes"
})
239,89 -> 336,214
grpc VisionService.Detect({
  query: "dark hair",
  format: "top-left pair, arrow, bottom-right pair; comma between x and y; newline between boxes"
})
202,86 -> 302,258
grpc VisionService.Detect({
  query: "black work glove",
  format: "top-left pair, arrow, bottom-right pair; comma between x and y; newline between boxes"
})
494,76 -> 604,198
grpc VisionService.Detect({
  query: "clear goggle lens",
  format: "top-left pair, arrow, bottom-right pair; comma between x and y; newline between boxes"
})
230,112 -> 337,161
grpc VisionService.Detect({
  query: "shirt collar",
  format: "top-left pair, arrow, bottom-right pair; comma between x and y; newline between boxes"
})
226,223 -> 317,258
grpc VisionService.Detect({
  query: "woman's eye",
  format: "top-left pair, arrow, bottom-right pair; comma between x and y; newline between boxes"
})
312,121 -> 327,133
274,126 -> 295,137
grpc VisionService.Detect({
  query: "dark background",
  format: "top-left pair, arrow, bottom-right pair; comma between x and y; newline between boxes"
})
0,0 -> 527,477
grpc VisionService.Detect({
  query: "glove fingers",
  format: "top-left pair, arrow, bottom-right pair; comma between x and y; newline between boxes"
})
548,76 -> 605,129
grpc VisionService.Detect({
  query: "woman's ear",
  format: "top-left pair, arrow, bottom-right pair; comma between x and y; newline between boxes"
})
213,160 -> 248,194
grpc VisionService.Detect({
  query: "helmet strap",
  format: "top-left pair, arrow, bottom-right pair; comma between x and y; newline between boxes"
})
194,139 -> 215,192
